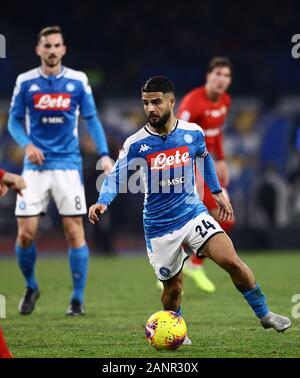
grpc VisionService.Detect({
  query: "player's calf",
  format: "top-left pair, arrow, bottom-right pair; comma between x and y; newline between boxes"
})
202,233 -> 291,331
202,233 -> 256,289
161,273 -> 183,312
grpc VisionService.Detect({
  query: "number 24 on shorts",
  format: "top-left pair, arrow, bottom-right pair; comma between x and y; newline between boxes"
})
195,219 -> 216,238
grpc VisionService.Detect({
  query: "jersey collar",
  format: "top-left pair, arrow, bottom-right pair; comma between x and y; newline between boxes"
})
38,66 -> 67,79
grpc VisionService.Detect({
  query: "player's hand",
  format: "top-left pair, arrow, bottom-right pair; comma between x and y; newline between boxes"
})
215,160 -> 230,187
25,143 -> 45,166
99,156 -> 114,175
2,172 -> 26,196
0,181 -> 9,197
212,191 -> 233,222
88,203 -> 107,224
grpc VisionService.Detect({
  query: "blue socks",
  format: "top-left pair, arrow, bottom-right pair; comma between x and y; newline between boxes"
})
16,243 -> 38,291
241,283 -> 269,319
164,306 -> 182,315
16,243 -> 89,304
176,306 -> 182,316
68,244 -> 89,304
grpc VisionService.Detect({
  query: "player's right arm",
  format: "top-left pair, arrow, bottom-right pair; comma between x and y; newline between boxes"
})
88,138 -> 135,224
79,72 -> 113,175
7,75 -> 45,165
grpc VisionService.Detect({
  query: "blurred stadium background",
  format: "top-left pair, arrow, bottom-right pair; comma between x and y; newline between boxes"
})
1,0 -> 300,255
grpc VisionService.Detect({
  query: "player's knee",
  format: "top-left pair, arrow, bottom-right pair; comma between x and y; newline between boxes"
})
222,255 -> 243,273
17,228 -> 35,248
64,223 -> 84,247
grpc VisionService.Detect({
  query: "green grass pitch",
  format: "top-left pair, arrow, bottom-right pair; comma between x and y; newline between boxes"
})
0,251 -> 299,358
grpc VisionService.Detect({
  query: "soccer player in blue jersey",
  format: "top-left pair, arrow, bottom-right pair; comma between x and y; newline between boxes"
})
89,76 -> 291,340
8,26 -> 113,316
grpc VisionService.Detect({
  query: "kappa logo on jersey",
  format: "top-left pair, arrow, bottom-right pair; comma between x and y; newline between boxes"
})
146,146 -> 190,170
28,84 -> 40,92
34,93 -> 71,110
139,144 -> 151,153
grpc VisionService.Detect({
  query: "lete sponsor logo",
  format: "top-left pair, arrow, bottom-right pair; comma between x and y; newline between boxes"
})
34,93 -> 71,110
147,146 -> 190,170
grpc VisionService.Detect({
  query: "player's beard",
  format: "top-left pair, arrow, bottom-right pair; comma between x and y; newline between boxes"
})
148,110 -> 171,129
44,55 -> 61,68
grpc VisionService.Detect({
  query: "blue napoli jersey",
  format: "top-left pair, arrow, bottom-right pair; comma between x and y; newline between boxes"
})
98,119 -> 221,239
9,66 -> 98,170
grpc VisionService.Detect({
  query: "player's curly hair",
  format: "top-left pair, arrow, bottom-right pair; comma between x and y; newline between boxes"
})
141,76 -> 175,95
37,26 -> 63,44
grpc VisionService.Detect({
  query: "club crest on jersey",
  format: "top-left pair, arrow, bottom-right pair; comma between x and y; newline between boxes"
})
184,134 -> 193,144
34,93 -> 71,110
147,146 -> 190,170
66,83 -> 75,92
19,201 -> 26,210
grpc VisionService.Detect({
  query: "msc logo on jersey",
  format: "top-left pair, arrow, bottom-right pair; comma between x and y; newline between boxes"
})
34,93 -> 71,110
160,176 -> 185,187
40,116 -> 66,125
147,146 -> 190,171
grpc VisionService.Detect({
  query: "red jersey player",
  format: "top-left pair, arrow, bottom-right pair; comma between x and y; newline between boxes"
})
177,57 -> 234,293
0,168 -> 25,358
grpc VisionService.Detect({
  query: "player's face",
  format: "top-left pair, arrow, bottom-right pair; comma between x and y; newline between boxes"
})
142,92 -> 175,128
36,33 -> 66,68
206,66 -> 232,95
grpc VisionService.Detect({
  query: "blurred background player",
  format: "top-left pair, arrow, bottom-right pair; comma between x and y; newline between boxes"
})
176,57 -> 234,293
0,168 -> 26,358
7,26 -> 113,316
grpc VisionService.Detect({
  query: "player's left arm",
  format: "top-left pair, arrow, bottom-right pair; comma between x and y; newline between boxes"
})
196,131 -> 233,221
214,132 -> 230,187
85,115 -> 113,174
79,74 -> 113,175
